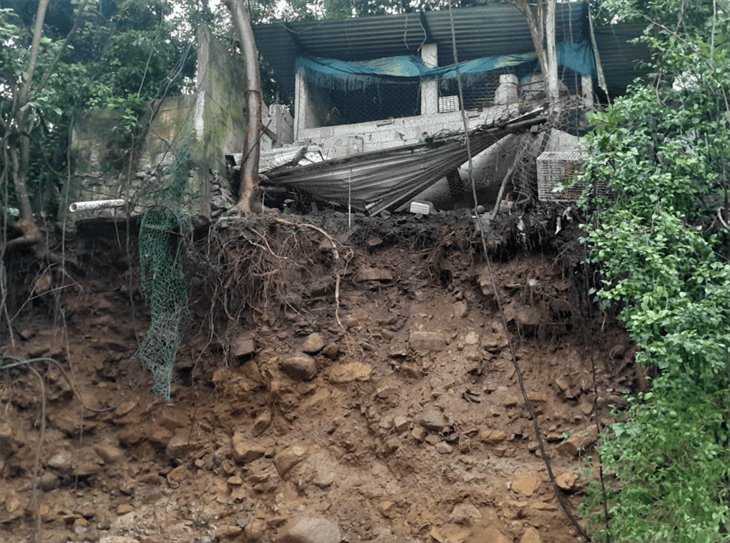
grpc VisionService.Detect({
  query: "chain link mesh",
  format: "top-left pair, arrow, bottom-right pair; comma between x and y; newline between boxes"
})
136,145 -> 191,400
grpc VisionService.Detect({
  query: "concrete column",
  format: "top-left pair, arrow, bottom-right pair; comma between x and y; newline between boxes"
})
294,68 -> 308,140
420,43 -> 439,116
581,74 -> 594,111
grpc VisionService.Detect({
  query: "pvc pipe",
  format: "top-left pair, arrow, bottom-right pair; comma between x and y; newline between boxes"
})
68,199 -> 125,213
3,207 -> 20,219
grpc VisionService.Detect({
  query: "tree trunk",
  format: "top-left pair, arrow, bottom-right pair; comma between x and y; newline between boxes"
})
10,0 -> 49,243
545,0 -> 559,104
513,0 -> 559,105
223,0 -> 263,214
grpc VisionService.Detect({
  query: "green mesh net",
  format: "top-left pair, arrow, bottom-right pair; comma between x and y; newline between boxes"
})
136,145 -> 191,400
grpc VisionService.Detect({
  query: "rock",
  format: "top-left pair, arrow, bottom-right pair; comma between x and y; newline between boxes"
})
471,525 -> 511,543
301,333 -> 326,354
388,343 -> 408,358
166,431 -> 196,460
38,471 -> 60,491
366,237 -> 383,250
0,422 -> 18,455
227,475 -> 243,486
418,406 -> 448,431
481,332 -> 508,351
452,301 -> 469,318
409,331 -> 448,352
276,516 -> 340,543
313,470 -> 335,489
146,427 -> 173,448
274,445 -> 309,477
73,457 -> 102,478
116,504 -> 134,515
99,537 -> 140,543
464,331 -> 480,345
216,525 -> 243,539
233,332 -> 256,360
231,434 -> 267,464
247,458 -> 279,493
253,410 -> 272,436
321,343 -> 340,359
411,426 -> 427,442
520,527 -> 542,543
328,362 -> 373,384
341,315 -> 360,329
579,401 -> 594,416
565,386 -> 582,400
435,442 -> 453,454
357,267 -> 394,282
392,416 -> 409,433
155,408 -> 190,433
425,434 -> 440,446
527,391 -> 549,403
554,377 -> 570,393
449,502 -> 482,525
47,450 -> 73,473
556,471 -> 579,492
512,472 -> 542,497
479,429 -> 507,444
281,354 -> 317,381
556,427 -> 596,457
167,464 -> 188,484
377,499 -> 397,519
93,443 -> 124,464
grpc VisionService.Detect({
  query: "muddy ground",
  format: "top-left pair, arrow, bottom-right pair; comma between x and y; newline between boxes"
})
0,213 -> 633,543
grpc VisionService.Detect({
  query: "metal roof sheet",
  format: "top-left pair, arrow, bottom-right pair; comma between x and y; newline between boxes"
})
253,3 -> 649,101
593,23 -> 651,97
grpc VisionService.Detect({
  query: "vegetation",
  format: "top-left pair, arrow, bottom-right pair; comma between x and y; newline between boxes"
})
579,1 -> 730,541
0,0 -> 196,246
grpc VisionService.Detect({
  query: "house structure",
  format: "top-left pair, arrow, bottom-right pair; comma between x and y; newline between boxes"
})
246,2 -> 647,211
252,2 -> 647,159
67,3 -> 649,221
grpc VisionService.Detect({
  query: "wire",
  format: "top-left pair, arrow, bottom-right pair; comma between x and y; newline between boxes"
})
446,1 -> 591,541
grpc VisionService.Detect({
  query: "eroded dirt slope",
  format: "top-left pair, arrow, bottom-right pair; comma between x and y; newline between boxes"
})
0,222 -> 633,543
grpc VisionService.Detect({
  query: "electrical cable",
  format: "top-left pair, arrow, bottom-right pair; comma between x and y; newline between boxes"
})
446,1 -> 591,540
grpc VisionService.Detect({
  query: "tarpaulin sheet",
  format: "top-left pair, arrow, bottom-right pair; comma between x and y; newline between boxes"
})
296,41 -> 596,91
264,109 -> 546,216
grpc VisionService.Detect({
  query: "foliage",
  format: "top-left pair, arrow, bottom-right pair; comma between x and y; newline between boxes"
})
579,1 -> 730,541
0,0 -> 194,219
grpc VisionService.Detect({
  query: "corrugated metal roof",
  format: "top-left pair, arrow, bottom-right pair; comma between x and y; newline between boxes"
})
593,23 -> 651,97
254,3 -> 649,101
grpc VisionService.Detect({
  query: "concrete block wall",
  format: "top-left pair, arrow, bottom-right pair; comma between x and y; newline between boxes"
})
300,104 -> 517,159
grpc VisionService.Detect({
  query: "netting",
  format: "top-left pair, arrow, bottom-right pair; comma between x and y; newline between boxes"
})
297,41 -> 594,127
136,145 -> 191,400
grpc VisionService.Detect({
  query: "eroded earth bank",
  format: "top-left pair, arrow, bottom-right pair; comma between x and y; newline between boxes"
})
0,214 -> 634,543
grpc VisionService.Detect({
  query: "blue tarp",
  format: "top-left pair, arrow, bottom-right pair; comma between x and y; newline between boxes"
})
296,41 -> 596,90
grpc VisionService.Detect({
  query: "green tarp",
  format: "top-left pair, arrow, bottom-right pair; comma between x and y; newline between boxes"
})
296,41 -> 596,91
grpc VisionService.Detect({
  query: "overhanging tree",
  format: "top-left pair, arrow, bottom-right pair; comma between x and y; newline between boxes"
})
2,0 -> 49,250
223,0 -> 263,214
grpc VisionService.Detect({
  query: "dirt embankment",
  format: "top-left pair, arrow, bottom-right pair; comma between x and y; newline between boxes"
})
0,215 -> 633,543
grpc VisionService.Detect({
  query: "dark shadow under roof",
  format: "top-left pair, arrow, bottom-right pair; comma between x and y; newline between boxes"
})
253,2 -> 650,101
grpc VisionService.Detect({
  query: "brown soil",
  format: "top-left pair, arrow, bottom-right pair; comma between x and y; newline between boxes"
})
0,215 -> 633,543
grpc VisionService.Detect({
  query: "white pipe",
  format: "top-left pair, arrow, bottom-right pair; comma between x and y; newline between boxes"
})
69,199 -> 125,213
